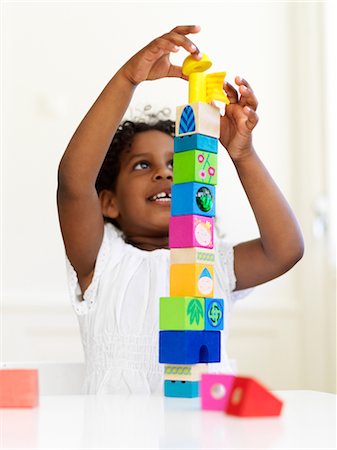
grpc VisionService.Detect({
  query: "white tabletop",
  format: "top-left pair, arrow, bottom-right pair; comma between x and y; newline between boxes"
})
1,390 -> 336,449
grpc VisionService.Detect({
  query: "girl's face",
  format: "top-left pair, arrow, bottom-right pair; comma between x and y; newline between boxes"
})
104,130 -> 174,244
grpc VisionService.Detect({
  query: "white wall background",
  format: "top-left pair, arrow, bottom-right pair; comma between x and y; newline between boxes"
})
2,1 -> 336,392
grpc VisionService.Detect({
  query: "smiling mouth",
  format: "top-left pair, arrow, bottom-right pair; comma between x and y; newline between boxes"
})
148,191 -> 172,204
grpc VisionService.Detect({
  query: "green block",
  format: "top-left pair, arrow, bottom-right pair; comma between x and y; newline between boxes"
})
160,296 -> 205,330
173,150 -> 218,185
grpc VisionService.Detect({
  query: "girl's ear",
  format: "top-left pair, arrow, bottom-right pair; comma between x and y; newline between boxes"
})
99,189 -> 119,219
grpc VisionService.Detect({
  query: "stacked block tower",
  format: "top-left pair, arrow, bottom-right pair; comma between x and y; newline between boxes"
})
159,54 -> 230,398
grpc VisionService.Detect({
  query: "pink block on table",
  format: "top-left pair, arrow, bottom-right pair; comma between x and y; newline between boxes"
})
201,374 -> 236,411
169,215 -> 214,249
0,369 -> 39,408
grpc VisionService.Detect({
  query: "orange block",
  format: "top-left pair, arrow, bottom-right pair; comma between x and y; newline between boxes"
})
0,369 -> 39,408
170,263 -> 214,297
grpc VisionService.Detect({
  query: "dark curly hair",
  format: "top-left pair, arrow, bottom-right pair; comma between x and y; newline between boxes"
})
95,119 -> 175,195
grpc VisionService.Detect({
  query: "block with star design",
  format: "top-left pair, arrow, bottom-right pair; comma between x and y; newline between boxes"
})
173,149 -> 218,185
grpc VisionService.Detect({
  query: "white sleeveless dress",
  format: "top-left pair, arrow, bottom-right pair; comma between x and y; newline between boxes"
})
65,223 -> 250,394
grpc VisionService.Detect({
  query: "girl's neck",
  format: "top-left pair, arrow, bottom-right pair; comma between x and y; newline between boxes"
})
125,234 -> 169,251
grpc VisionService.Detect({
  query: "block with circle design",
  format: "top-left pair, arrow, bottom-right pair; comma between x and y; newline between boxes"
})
170,264 -> 214,298
169,215 -> 214,249
171,182 -> 216,217
205,298 -> 224,331
164,363 -> 208,381
226,376 -> 283,417
173,150 -> 218,185
201,374 -> 236,411
176,102 -> 220,138
160,296 -> 205,331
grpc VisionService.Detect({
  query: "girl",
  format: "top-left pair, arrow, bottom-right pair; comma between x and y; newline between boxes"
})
57,26 -> 304,394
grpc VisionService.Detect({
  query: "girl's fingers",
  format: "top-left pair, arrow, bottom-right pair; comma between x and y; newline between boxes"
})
158,25 -> 201,58
167,64 -> 188,80
224,81 -> 239,103
235,76 -> 258,110
243,106 -> 259,131
170,25 -> 201,35
148,38 -> 180,55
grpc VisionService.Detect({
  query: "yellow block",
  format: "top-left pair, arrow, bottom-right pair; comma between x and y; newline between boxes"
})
182,53 -> 229,104
170,263 -> 214,298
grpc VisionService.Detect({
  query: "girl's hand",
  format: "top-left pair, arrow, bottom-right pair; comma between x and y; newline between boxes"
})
120,25 -> 201,85
219,77 -> 259,161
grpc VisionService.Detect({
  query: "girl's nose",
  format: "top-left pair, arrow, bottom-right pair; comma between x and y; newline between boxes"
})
153,166 -> 173,181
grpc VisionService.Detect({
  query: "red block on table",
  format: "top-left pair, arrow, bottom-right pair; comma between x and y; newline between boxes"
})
0,369 -> 39,408
226,376 -> 283,417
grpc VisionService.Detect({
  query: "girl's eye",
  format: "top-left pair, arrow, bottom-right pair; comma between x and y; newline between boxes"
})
134,161 -> 150,170
168,160 -> 173,170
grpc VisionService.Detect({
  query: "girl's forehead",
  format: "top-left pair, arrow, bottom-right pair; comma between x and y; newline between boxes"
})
126,131 -> 174,155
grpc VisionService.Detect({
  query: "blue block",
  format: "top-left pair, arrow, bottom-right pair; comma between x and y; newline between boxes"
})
159,330 -> 221,364
205,298 -> 224,331
164,380 -> 199,398
171,182 -> 216,217
174,134 -> 218,154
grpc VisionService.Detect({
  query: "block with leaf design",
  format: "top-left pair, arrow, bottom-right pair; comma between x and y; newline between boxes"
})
175,102 -> 220,138
160,296 -> 205,330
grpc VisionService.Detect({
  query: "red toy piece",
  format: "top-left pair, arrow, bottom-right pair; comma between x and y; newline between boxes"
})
225,376 -> 283,417
0,369 -> 39,408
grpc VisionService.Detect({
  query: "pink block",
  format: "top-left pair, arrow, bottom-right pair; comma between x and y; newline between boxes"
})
201,374 -> 236,411
169,215 -> 214,249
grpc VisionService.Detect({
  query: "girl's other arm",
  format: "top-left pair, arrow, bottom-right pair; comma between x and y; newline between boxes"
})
219,77 -> 304,291
57,72 -> 135,291
57,26 -> 201,292
232,151 -> 304,290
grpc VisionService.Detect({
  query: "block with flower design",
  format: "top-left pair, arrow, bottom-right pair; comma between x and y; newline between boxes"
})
173,150 -> 218,185
160,296 -> 224,331
169,215 -> 214,249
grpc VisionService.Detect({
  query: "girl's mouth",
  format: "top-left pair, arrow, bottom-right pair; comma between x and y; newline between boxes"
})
148,191 -> 172,204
